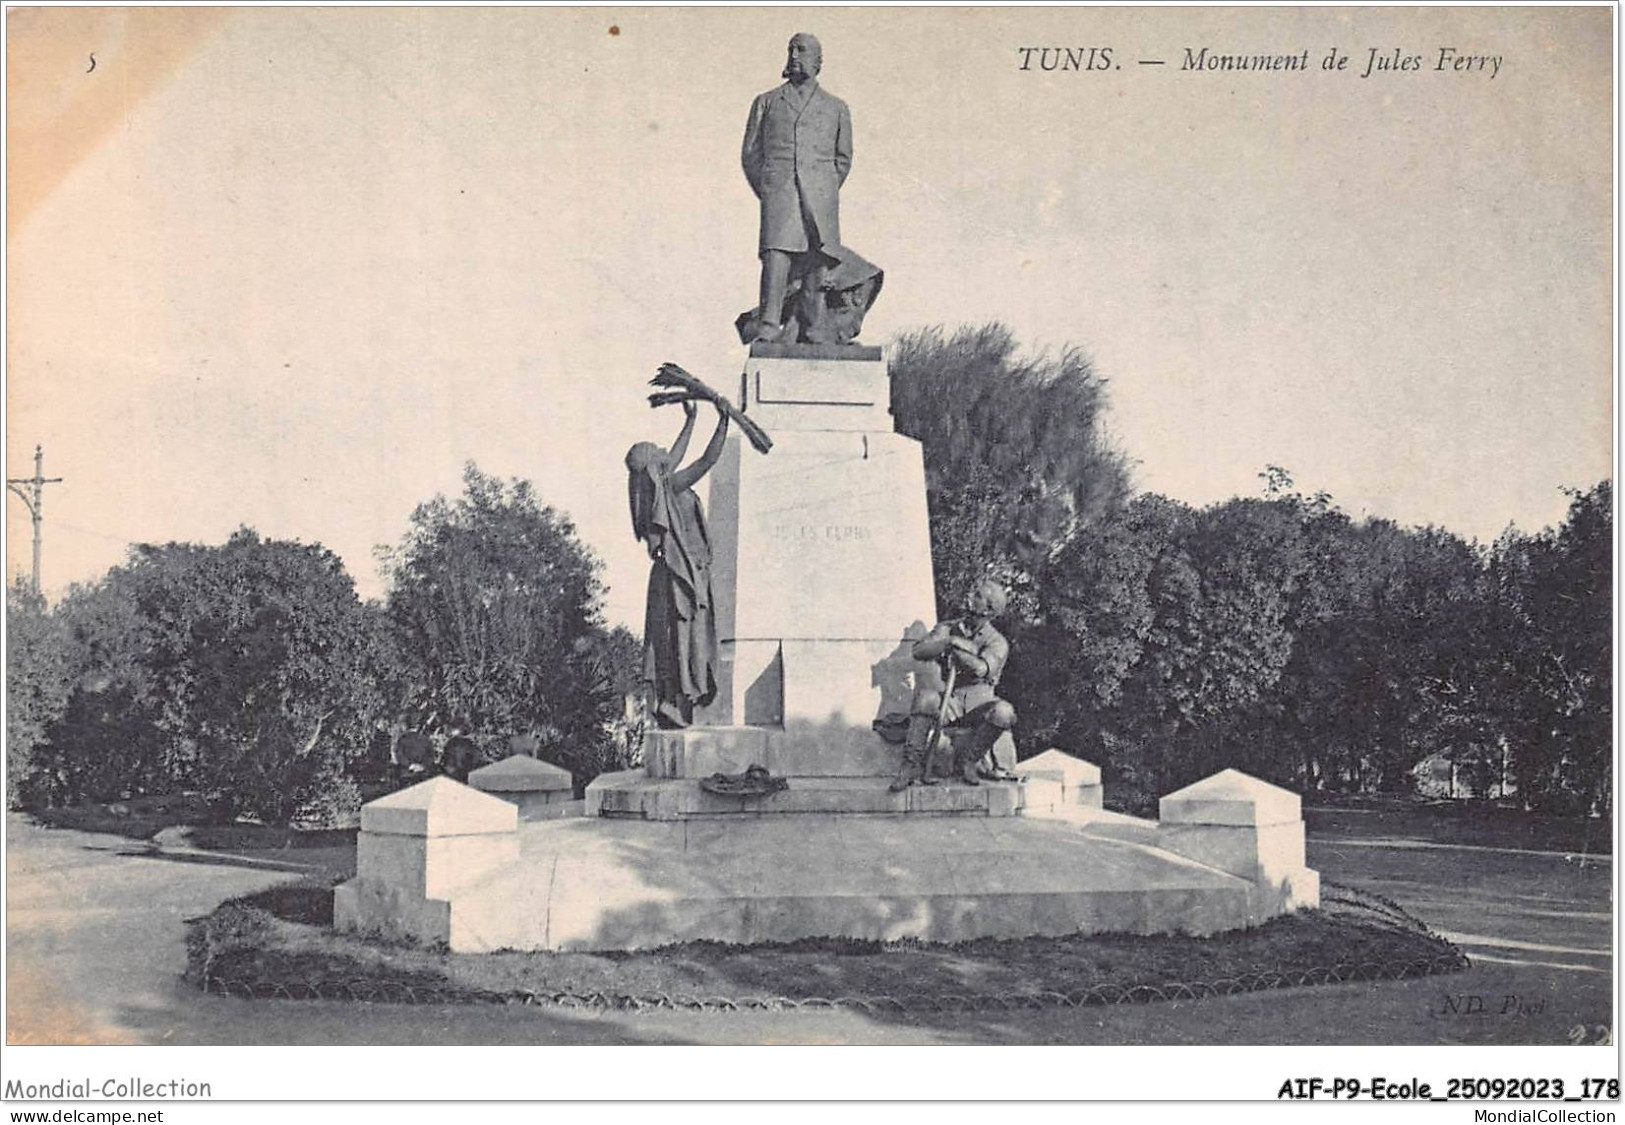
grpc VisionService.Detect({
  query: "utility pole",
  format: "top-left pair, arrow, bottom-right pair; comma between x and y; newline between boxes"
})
7,445 -> 63,594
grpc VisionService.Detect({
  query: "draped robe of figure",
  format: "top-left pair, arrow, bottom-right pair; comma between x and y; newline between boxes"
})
626,442 -> 719,726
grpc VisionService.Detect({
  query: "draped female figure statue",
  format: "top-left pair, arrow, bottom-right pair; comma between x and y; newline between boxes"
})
625,398 -> 730,729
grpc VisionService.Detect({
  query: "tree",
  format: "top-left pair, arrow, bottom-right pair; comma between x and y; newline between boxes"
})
1028,473 -> 1505,807
1026,490 -> 1314,805
1257,512 -> 1496,795
36,571 -> 178,806
1491,482 -> 1612,815
1227,472 -> 1359,791
5,579 -> 72,808
889,323 -> 1132,619
576,624 -> 646,779
1017,493 -> 1179,746
33,530 -> 388,822
381,464 -> 623,787
133,530 -> 385,822
1012,493 -> 1183,805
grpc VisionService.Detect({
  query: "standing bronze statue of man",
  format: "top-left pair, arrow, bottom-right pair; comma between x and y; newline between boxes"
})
740,33 -> 853,344
890,580 -> 1020,791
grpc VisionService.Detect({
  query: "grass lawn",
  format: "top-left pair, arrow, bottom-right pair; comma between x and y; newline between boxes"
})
28,793 -> 222,840
28,793 -> 363,850
1304,797 -> 1611,855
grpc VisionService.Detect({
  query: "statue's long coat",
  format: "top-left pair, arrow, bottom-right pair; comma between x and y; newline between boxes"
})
741,80 -> 852,254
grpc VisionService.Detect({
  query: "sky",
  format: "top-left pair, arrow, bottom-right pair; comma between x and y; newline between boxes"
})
6,6 -> 1613,629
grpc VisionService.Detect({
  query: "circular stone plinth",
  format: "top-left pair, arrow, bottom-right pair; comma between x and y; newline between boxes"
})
338,813 -> 1279,952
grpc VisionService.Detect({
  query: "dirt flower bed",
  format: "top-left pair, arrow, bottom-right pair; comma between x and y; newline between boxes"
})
186,880 -> 1464,1012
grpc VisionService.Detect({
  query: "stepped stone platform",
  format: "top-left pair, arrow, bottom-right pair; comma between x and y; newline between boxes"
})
588,772 -> 1026,819
334,762 -> 1321,952
642,725 -> 902,780
340,803 -> 1255,952
608,725 -> 1088,820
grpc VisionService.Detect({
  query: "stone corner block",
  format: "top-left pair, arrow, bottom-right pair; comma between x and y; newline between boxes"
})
469,753 -> 573,794
1248,866 -> 1321,918
585,769 -> 648,817
1016,776 -> 1065,815
360,776 -> 518,837
1159,768 -> 1301,827
356,826 -> 519,900
1156,819 -> 1307,884
1017,749 -> 1102,788
333,877 -> 451,946
1152,769 -> 1317,925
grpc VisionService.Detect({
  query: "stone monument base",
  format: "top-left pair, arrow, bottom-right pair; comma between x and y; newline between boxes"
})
337,812 -> 1261,952
642,724 -> 901,780
587,771 -> 1026,820
334,763 -> 1320,952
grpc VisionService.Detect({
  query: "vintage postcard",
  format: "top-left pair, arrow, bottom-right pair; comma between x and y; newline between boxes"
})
3,4 -> 1614,1112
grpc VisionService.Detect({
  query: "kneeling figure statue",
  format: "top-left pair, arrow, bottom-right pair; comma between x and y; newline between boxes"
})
891,580 -> 1019,791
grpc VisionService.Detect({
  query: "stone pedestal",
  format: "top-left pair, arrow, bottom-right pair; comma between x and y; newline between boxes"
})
398,815 -> 1262,952
685,345 -> 937,778
643,726 -> 771,779
350,770 -> 1322,952
1156,769 -> 1320,914
589,771 -> 1025,820
1016,748 -> 1104,811
468,753 -> 574,820
333,777 -> 519,947
643,725 -> 907,780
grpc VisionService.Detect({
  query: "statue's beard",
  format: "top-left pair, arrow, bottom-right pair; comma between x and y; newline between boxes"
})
782,61 -> 818,80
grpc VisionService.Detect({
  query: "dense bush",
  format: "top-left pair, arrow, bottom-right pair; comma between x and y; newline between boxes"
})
17,530 -> 390,823
379,464 -> 640,791
1012,473 -> 1610,814
6,580 -> 72,808
9,471 -> 641,816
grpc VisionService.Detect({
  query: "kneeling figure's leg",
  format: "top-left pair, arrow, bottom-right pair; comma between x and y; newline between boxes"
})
891,687 -> 943,790
966,699 -> 1018,779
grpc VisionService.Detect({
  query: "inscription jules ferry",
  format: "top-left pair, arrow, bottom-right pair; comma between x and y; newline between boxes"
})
1018,46 -> 1503,79
772,524 -> 872,543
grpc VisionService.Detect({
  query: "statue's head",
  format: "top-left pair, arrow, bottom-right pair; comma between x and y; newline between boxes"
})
783,33 -> 823,82
964,579 -> 1008,622
625,442 -> 670,476
625,442 -> 674,542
